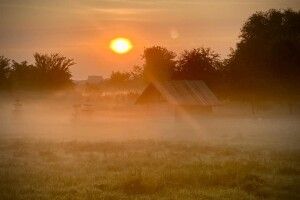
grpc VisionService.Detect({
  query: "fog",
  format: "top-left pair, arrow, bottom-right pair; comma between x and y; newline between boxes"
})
1,91 -> 299,150
1,91 -> 300,199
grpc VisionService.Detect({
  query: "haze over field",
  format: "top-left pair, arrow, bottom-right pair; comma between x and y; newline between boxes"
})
0,94 -> 300,199
1,0 -> 300,79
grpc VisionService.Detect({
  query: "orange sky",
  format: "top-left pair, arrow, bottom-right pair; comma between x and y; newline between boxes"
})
0,0 -> 299,79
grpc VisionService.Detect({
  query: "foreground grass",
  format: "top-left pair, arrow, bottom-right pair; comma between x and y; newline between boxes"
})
0,139 -> 299,200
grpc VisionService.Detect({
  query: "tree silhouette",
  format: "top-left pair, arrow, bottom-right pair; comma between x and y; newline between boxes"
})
130,65 -> 144,81
10,61 -> 34,89
226,9 -> 300,105
110,71 -> 131,84
34,53 -> 74,89
0,56 -> 10,89
174,48 -> 222,85
142,46 -> 176,82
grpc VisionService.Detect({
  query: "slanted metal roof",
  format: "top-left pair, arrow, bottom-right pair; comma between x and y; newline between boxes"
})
136,80 -> 220,106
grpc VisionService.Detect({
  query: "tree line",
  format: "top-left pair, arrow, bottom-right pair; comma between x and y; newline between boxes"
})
0,53 -> 74,90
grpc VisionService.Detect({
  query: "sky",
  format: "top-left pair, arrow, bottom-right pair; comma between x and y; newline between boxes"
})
0,0 -> 299,79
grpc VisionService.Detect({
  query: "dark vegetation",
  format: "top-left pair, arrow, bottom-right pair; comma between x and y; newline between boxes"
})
0,53 -> 74,90
97,65 -> 145,91
226,9 -> 300,104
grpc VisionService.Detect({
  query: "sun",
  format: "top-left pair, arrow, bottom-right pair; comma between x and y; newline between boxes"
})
110,37 -> 133,54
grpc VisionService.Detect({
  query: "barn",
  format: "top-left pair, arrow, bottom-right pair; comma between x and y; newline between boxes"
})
135,80 -> 220,113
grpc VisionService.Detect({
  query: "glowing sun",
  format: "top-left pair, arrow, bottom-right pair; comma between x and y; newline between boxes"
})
110,37 -> 133,54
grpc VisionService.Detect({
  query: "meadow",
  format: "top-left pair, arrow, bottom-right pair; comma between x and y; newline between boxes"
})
0,95 -> 299,200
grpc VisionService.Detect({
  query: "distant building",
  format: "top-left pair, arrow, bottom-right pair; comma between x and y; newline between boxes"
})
135,80 -> 220,112
87,76 -> 103,84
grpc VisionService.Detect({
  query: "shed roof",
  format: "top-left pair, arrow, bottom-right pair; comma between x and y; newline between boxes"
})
135,80 -> 220,106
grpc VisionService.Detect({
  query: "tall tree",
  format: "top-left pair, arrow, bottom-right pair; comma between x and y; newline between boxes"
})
142,46 -> 176,82
174,48 -> 222,85
34,53 -> 74,89
10,61 -> 34,89
226,9 -> 300,103
0,56 -> 10,89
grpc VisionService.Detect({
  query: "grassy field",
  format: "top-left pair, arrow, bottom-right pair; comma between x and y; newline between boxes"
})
0,136 -> 299,200
0,99 -> 299,199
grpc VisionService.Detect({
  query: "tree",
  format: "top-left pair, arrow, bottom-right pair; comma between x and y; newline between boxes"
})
34,53 -> 74,89
0,56 -> 10,89
110,71 -> 131,84
174,48 -> 222,85
142,46 -> 176,82
226,9 -> 300,106
10,61 -> 34,89
130,65 -> 144,81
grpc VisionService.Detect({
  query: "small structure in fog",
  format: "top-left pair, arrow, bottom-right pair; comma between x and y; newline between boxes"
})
135,80 -> 220,112
87,76 -> 103,84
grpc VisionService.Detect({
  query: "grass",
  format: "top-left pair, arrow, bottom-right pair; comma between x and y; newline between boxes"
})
0,139 -> 299,200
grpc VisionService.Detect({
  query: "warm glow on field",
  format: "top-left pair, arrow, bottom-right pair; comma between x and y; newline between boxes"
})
110,38 -> 133,54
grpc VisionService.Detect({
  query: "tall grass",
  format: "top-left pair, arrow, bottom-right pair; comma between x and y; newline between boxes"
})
0,139 -> 299,200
